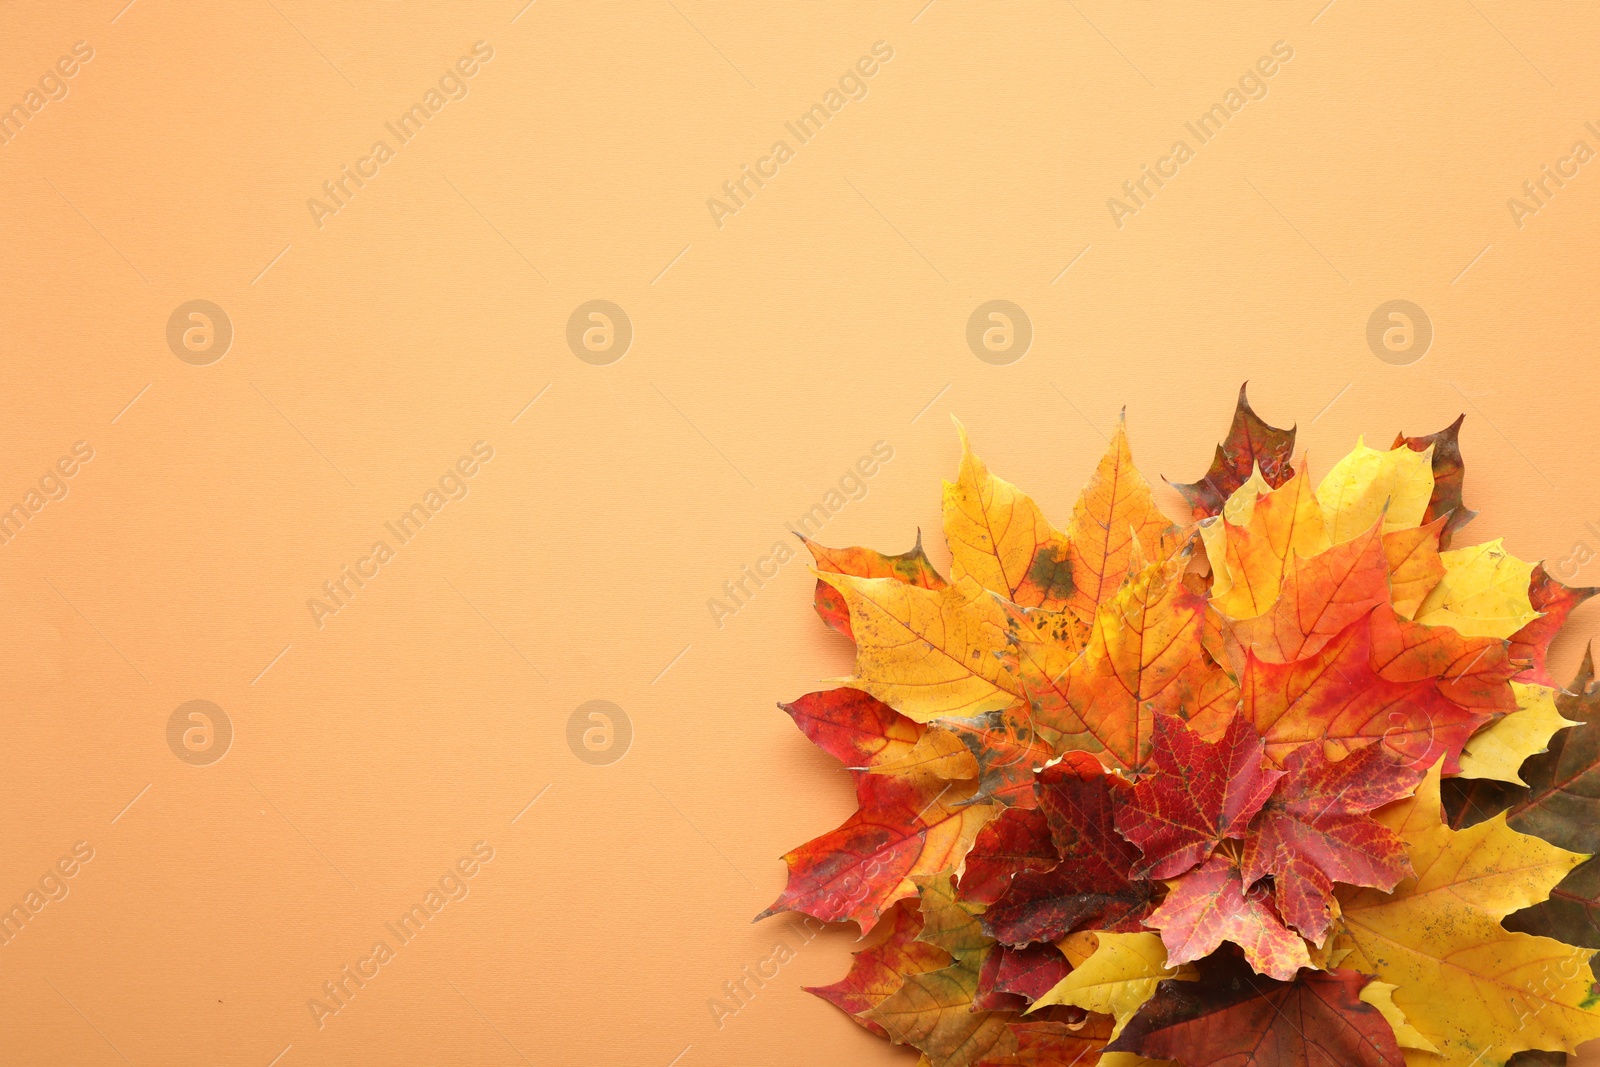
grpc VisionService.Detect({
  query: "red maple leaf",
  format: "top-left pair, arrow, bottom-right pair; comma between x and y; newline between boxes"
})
1511,563 -> 1600,687
1106,953 -> 1404,1066
978,751 -> 1155,945
973,942 -> 1072,1011
1144,855 -> 1310,979
1115,714 -> 1284,880
1368,603 -> 1518,711
779,688 -> 925,769
1240,741 -> 1422,944
958,806 -> 1057,907
757,771 -> 991,934
1241,610 -> 1492,773
805,899 -> 948,1037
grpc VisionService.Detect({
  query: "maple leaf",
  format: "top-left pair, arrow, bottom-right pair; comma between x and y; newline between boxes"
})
1314,437 -> 1435,543
1393,413 -> 1477,547
1010,546 -> 1213,771
806,899 -> 948,1037
1172,383 -> 1297,519
1239,741 -> 1423,944
944,420 -> 1073,610
1335,761 -> 1596,1063
1105,954 -> 1405,1067
1415,537 -> 1542,639
1367,600 -> 1519,711
1511,564 -> 1600,687
974,942 -> 1072,1011
805,532 -> 947,639
958,806 -> 1057,906
1145,855 -> 1311,980
980,752 -> 1155,946
779,687 -> 924,769
758,772 -> 997,934
819,571 -> 1021,722
1240,609 -> 1491,773
1221,517 -> 1391,664
1064,414 -> 1180,626
1115,714 -> 1283,880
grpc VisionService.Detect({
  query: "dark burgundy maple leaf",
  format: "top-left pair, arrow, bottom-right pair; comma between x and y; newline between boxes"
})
980,751 -> 1154,945
1116,714 -> 1284,880
1485,645 -> 1600,854
1504,855 -> 1600,949
1394,413 -> 1476,548
973,942 -> 1071,1011
958,806 -> 1057,907
1172,383 -> 1297,519
1106,953 -> 1405,1066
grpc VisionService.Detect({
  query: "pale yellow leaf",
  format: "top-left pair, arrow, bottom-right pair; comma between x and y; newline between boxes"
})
1415,538 -> 1541,639
1336,761 -> 1597,1064
1315,438 -> 1435,542
1358,981 -> 1440,1054
1456,682 -> 1579,784
1031,931 -> 1184,1039
818,572 -> 1020,723
943,419 -> 1073,610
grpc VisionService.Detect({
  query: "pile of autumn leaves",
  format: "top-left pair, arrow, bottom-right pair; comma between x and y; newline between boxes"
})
759,388 -> 1600,1067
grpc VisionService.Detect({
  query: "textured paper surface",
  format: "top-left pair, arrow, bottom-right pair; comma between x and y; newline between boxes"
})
2,2 -> 1599,1063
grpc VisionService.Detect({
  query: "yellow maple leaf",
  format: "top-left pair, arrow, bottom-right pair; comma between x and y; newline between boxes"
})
1336,761 -> 1596,1064
1064,415 -> 1178,626
943,420 -> 1073,611
1212,465 -> 1331,620
1011,545 -> 1211,770
1315,437 -> 1435,542
817,572 -> 1020,722
1414,538 -> 1541,638
867,727 -> 979,780
1221,464 -> 1275,525
1357,981 -> 1440,1054
1456,682 -> 1579,784
1031,931 -> 1178,1025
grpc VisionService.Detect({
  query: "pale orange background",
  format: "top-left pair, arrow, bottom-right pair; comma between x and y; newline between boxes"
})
3,2 -> 1600,1064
